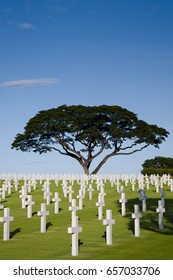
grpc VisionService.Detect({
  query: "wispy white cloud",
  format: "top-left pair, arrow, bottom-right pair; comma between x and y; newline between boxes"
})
90,9 -> 98,15
8,20 -> 34,30
17,22 -> 34,29
0,78 -> 59,88
47,3 -> 66,13
147,6 -> 160,16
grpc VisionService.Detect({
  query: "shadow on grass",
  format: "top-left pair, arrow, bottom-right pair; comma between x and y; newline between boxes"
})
102,231 -> 106,242
32,211 -> 38,217
10,228 -> 21,239
79,239 -> 83,251
0,200 -> 7,204
46,222 -> 53,230
116,198 -> 173,235
70,239 -> 83,251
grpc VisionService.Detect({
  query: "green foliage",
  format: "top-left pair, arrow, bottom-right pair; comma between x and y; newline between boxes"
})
142,156 -> 173,169
11,105 -> 169,174
141,157 -> 173,175
141,168 -> 173,176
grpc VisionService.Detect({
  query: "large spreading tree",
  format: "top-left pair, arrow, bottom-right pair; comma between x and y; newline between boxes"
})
11,105 -> 169,175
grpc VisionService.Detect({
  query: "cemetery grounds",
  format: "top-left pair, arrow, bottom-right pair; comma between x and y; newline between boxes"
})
0,174 -> 173,260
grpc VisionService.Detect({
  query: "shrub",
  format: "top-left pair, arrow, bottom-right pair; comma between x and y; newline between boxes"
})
141,167 -> 173,176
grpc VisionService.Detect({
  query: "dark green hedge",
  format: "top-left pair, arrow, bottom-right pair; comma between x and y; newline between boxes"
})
141,168 -> 173,176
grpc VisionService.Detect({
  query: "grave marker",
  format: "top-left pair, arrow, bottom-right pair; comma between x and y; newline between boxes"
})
96,193 -> 105,220
1,186 -> 6,200
19,185 -> 27,208
52,192 -> 61,214
160,188 -> 165,207
132,205 -> 142,237
103,209 -> 115,245
119,191 -> 127,216
25,195 -> 35,218
68,215 -> 82,256
88,184 -> 94,200
77,189 -> 84,210
68,185 -> 74,203
0,203 -> 4,210
139,189 -> 147,212
69,199 -> 79,220
0,208 -> 14,241
37,203 -> 49,233
45,186 -> 52,205
156,200 -> 165,229
116,180 -> 120,192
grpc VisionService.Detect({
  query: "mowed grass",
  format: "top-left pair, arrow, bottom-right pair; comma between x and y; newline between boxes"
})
0,178 -> 173,260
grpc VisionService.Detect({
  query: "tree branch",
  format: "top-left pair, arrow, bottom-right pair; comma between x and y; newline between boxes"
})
91,143 -> 150,174
87,141 -> 105,163
55,136 -> 86,162
50,146 -> 83,164
116,143 -> 150,155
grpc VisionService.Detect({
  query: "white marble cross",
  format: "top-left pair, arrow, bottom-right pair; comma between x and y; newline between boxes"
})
77,189 -> 84,210
45,186 -> 52,205
19,185 -> 27,208
33,180 -> 37,190
156,200 -> 165,229
131,179 -> 136,191
146,178 -> 150,190
80,181 -> 86,196
68,185 -> 74,203
7,182 -> 13,195
14,179 -> 19,191
52,192 -> 61,214
155,181 -> 159,193
25,195 -> 35,218
103,209 -> 115,245
88,184 -> 94,200
37,203 -> 49,233
1,186 -> 6,200
0,203 -> 4,210
26,182 -> 31,193
69,199 -> 79,220
96,180 -> 104,191
68,215 -> 82,256
96,193 -> 105,220
62,181 -> 68,197
0,208 -> 14,241
116,180 -> 120,192
139,189 -> 147,212
132,205 -> 142,237
120,185 -> 125,193
160,188 -> 165,207
169,179 -> 173,192
100,186 -> 106,200
119,191 -> 127,216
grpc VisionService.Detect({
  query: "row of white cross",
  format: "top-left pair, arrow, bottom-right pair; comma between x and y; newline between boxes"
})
0,174 -> 169,256
1,173 -> 173,189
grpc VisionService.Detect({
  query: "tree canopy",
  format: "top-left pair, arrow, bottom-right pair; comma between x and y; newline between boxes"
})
142,156 -> 173,169
11,104 -> 169,174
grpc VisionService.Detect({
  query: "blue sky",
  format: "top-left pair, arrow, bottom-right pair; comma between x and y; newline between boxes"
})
0,0 -> 172,175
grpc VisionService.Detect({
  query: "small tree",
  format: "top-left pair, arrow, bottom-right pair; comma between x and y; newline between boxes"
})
142,156 -> 173,169
11,105 -> 169,175
141,156 -> 173,175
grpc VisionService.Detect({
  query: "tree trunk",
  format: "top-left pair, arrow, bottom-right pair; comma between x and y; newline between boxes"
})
91,152 -> 116,174
81,162 -> 90,175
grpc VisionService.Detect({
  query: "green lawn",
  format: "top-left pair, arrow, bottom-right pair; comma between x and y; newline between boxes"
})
0,178 -> 173,260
